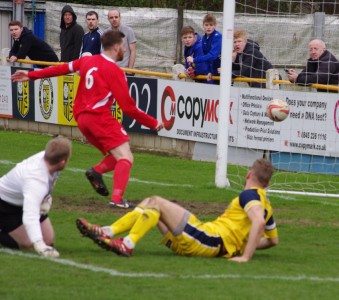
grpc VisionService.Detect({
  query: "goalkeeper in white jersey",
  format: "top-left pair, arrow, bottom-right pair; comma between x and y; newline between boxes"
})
0,136 -> 71,258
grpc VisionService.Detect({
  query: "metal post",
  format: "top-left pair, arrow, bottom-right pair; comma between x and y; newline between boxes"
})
215,0 -> 235,188
13,0 -> 25,23
313,12 -> 325,39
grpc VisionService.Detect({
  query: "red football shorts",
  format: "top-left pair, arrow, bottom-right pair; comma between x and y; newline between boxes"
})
77,112 -> 130,154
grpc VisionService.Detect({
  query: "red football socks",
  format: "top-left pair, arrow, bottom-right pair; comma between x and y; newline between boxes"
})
112,159 -> 132,203
93,155 -> 117,174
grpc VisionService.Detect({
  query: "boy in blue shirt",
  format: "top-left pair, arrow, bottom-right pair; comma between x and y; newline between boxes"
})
187,14 -> 222,84
181,26 -> 209,80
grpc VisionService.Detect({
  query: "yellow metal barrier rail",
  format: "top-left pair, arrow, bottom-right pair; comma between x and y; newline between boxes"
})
12,58 -> 339,92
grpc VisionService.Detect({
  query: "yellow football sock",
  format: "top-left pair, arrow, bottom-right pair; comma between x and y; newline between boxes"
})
127,208 -> 160,245
110,207 -> 144,235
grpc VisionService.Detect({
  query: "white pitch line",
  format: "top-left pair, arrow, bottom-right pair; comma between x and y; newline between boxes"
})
0,160 -> 193,188
1,248 -> 338,283
67,167 -> 193,187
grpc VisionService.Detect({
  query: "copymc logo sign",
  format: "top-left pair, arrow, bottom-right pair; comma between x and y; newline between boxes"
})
335,100 -> 339,133
160,85 -> 219,130
161,86 -> 176,130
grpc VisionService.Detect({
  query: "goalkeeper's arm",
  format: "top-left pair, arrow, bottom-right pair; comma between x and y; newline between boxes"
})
33,240 -> 59,258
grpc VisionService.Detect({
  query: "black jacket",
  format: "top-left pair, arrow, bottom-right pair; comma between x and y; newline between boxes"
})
60,5 -> 84,62
232,39 -> 273,88
9,27 -> 58,62
296,50 -> 339,89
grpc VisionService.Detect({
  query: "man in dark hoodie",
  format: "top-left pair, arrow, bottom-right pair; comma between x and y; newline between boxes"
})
60,5 -> 84,62
232,29 -> 273,88
287,39 -> 339,91
8,20 -> 58,66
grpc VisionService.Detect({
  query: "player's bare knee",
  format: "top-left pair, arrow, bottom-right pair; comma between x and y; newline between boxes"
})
271,237 -> 279,246
129,154 -> 134,164
44,236 -> 55,246
140,195 -> 162,211
18,240 -> 34,249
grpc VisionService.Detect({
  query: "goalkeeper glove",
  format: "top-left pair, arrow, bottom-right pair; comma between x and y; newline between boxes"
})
33,240 -> 59,258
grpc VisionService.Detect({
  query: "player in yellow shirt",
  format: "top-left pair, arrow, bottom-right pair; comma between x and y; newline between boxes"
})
76,158 -> 278,262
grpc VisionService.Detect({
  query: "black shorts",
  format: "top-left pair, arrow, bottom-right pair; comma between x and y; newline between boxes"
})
0,198 -> 48,233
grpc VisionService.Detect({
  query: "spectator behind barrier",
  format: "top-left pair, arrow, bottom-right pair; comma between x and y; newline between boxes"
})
186,13 -> 222,85
107,8 -> 136,70
232,29 -> 273,88
287,39 -> 339,92
181,26 -> 209,81
80,11 -> 103,56
60,5 -> 84,62
8,20 -> 59,67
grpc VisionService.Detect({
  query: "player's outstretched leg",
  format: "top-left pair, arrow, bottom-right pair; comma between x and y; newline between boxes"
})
76,218 -> 107,240
85,168 -> 109,196
95,236 -> 133,257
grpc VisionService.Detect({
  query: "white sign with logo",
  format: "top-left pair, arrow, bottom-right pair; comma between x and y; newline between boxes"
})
0,66 -> 13,118
158,79 -> 339,157
34,76 -> 58,123
157,79 -> 237,146
233,87 -> 338,156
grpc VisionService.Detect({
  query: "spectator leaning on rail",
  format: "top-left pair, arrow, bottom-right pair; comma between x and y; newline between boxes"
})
8,20 -> 59,67
186,13 -> 222,84
287,39 -> 339,91
60,5 -> 84,62
107,8 -> 136,70
232,29 -> 273,88
181,26 -> 209,81
80,11 -> 103,57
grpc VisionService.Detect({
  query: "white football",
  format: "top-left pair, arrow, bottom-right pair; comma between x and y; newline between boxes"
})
266,99 -> 290,122
81,52 -> 92,57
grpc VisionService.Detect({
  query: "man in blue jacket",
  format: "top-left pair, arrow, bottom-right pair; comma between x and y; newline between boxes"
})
186,14 -> 222,84
8,20 -> 58,66
181,26 -> 209,81
80,11 -> 103,56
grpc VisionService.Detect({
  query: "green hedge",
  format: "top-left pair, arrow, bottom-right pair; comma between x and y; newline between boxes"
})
51,0 -> 222,11
51,0 -> 339,14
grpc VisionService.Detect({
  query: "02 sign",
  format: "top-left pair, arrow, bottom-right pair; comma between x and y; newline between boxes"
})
124,77 -> 158,134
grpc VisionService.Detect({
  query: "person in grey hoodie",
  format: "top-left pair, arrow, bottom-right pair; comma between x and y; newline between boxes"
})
60,5 -> 84,62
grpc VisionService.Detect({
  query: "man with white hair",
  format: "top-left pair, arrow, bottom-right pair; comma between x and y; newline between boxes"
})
287,39 -> 339,90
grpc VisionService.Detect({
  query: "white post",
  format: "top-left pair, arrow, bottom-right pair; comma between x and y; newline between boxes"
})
215,0 -> 235,188
266,69 -> 280,90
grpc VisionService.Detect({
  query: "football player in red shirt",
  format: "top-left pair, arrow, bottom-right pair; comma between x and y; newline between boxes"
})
12,30 -> 163,208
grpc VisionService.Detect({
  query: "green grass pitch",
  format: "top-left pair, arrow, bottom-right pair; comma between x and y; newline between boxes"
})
0,130 -> 338,299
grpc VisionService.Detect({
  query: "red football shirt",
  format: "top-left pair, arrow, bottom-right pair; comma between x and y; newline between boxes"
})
28,53 -> 158,129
